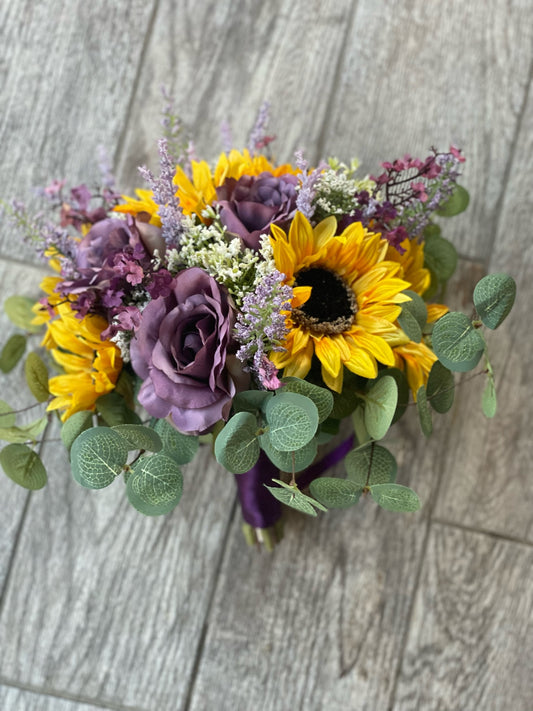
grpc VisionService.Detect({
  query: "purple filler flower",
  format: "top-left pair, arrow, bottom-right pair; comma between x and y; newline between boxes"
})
215,172 -> 298,250
130,267 -> 246,435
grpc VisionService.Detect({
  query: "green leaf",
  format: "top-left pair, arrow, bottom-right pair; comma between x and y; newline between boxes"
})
309,477 -> 362,509
126,453 -> 183,516
423,233 -> 458,282
363,375 -> 398,440
330,369 -> 364,419
0,416 -> 47,444
280,377 -> 334,423
233,390 -> 273,413
3,295 -> 42,333
370,483 -> 421,512
0,443 -> 47,490
214,411 -> 260,474
398,290 -> 428,343
0,401 -> 16,428
264,392 -> 319,451
376,368 -> 410,424
260,433 -> 318,473
482,375 -> 497,418
265,481 -> 327,516
473,273 -> 516,330
112,424 -> 163,452
345,443 -> 397,486
435,184 -> 470,217
0,334 -> 27,373
24,351 -> 49,402
95,391 -> 141,426
416,385 -> 433,437
398,309 -> 422,342
61,410 -> 93,450
114,369 -> 136,410
426,361 -> 455,413
70,427 -> 129,489
432,312 -> 485,372
153,419 -> 199,465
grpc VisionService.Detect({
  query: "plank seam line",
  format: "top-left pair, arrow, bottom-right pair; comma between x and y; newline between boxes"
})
386,415 -> 457,709
487,49 -> 533,262
0,677 -> 146,711
113,0 -> 162,171
181,494 -> 239,711
313,0 -> 361,163
431,517 -> 533,549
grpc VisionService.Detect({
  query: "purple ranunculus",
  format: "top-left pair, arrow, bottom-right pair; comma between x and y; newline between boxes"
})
215,171 -> 298,250
76,217 -> 140,270
130,267 -> 247,435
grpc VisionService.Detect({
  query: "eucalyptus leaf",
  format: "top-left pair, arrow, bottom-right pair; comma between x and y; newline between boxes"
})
363,375 -> 398,440
309,477 -> 362,509
264,392 -> 319,451
473,273 -> 516,330
0,401 -> 16,428
260,433 -> 318,473
375,368 -> 410,424
61,410 -> 93,450
233,390 -> 273,413
398,309 -> 422,342
3,295 -> 42,333
214,411 -> 260,474
345,443 -> 397,486
70,427 -> 129,489
426,361 -> 455,413
432,312 -> 485,372
0,443 -> 47,490
416,385 -> 433,437
370,483 -> 421,512
482,375 -> 497,418
281,377 -> 334,423
0,334 -> 27,373
423,233 -> 458,282
153,419 -> 199,465
112,424 -> 162,452
95,391 -> 141,426
400,290 -> 428,330
435,184 -> 470,217
330,369 -> 364,419
24,351 -> 49,402
127,453 -> 183,516
264,482 -> 326,516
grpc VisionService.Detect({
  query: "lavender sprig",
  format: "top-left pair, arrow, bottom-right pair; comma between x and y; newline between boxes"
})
248,100 -> 271,154
235,269 -> 292,389
138,138 -> 183,249
295,150 -> 324,220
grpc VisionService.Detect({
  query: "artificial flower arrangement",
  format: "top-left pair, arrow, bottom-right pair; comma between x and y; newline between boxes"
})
0,103 -> 516,548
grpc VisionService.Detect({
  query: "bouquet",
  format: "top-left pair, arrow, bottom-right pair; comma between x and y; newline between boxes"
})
0,103 -> 516,549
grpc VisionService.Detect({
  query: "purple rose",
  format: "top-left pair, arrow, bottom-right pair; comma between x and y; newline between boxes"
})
130,267 -> 246,435
215,172 -> 298,250
76,218 -> 140,270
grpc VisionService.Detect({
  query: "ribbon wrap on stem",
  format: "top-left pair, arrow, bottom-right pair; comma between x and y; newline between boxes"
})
234,434 -> 355,528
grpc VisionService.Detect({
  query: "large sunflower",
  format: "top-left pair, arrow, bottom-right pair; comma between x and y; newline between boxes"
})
269,212 -> 411,392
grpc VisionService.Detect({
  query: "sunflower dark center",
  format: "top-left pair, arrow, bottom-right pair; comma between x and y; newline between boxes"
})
292,267 -> 357,335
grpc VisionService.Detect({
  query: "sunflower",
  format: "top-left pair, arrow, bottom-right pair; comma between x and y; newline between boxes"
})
44,302 -> 122,421
269,212 -> 412,392
114,148 -> 299,225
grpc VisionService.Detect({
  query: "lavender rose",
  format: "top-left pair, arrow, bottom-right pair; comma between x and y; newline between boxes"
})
215,171 -> 298,250
76,217 -> 140,270
130,267 -> 246,435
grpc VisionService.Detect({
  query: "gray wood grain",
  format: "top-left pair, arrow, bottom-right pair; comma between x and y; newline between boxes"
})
434,72 -> 533,542
392,523 -> 533,711
186,409 -> 461,711
0,259 -> 48,594
323,0 -> 533,261
0,0 -> 157,263
116,0 -> 357,186
0,428 -> 235,711
0,684 -> 121,711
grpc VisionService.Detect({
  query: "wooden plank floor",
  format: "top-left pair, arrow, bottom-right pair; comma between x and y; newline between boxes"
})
1,2 -> 532,710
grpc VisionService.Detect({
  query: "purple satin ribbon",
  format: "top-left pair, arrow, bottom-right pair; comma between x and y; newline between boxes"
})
235,434 -> 355,528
